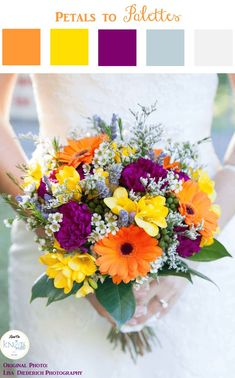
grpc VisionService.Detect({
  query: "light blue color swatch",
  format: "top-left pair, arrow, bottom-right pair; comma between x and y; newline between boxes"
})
147,30 -> 184,66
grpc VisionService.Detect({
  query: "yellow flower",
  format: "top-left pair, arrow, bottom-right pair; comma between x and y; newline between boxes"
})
75,279 -> 94,298
39,252 -> 97,296
104,187 -> 137,215
22,162 -> 43,189
104,187 -> 168,237
200,236 -> 214,247
94,168 -> 109,179
112,142 -> 136,163
94,168 -> 110,188
193,169 -> 216,201
53,239 -> 65,252
54,166 -> 82,201
135,196 -> 168,237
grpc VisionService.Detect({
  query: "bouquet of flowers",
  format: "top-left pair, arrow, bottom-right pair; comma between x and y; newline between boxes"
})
4,104 -> 230,360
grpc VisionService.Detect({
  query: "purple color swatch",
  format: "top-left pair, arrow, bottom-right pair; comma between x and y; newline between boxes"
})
98,29 -> 137,66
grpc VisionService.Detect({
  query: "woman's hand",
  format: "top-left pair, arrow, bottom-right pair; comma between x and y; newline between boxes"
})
126,277 -> 188,327
87,277 -> 188,327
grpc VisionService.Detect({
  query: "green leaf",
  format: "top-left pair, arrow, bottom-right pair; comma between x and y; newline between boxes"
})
31,273 -> 53,302
157,267 -> 193,283
188,239 -> 232,262
118,118 -> 124,140
31,273 -> 82,305
188,268 -> 219,289
95,279 -> 136,328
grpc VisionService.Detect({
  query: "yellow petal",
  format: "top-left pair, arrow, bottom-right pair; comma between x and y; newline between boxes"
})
200,236 -> 214,247
211,204 -> 221,217
135,215 -> 159,237
75,280 -> 94,298
72,271 -> 85,283
62,266 -> 72,278
151,217 -> 168,229
104,197 -> 119,213
113,187 -> 128,199
54,272 -> 68,289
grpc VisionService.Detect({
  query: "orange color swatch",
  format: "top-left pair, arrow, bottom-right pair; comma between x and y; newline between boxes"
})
2,29 -> 40,65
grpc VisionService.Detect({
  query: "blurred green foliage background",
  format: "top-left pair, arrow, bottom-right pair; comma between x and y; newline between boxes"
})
0,74 -> 234,363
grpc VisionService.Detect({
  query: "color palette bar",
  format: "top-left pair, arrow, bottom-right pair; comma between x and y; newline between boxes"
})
0,28 -> 234,67
147,30 -> 184,66
2,29 -> 40,65
195,30 -> 233,66
50,29 -> 89,66
98,29 -> 136,66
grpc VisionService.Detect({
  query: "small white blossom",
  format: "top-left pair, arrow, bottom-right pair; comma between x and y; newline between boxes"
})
134,276 -> 149,288
3,219 -> 13,228
26,217 -> 37,231
166,211 -> 185,227
95,221 -> 107,235
49,223 -> 60,233
24,183 -> 36,195
45,225 -> 54,237
93,142 -> 115,168
48,212 -> 63,224
150,256 -> 165,274
104,212 -> 118,223
38,238 -> 46,246
166,171 -> 183,193
106,224 -> 118,235
129,190 -> 141,201
88,230 -> 102,243
92,213 -> 102,225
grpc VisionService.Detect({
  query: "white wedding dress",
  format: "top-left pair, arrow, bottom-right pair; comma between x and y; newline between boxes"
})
9,74 -> 235,378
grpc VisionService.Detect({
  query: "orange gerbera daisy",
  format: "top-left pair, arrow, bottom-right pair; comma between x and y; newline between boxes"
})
154,150 -> 181,170
163,156 -> 181,171
94,225 -> 162,284
154,148 -> 163,157
177,180 -> 219,238
57,134 -> 108,168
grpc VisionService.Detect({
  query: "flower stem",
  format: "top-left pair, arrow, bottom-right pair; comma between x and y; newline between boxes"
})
107,326 -> 158,362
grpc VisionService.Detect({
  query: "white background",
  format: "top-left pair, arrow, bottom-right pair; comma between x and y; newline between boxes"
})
0,0 -> 235,73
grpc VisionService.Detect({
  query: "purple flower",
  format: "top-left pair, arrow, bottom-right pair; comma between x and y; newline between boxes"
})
37,170 -> 58,199
175,227 -> 202,258
76,165 -> 85,180
120,158 -> 168,192
175,170 -> 190,182
55,201 -> 92,251
37,179 -> 47,198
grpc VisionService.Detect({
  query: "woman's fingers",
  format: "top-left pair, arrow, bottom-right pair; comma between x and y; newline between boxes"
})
134,278 -> 170,305
134,280 -> 159,305
127,295 -> 164,326
130,279 -> 188,326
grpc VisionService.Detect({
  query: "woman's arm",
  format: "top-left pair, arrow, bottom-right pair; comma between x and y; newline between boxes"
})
0,74 -> 27,197
213,74 -> 235,228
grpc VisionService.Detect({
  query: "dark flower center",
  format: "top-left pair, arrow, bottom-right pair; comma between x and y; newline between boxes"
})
74,149 -> 89,158
186,205 -> 195,215
120,242 -> 133,255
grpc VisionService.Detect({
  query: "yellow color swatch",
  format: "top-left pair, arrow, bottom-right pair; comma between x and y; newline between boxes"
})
50,29 -> 89,66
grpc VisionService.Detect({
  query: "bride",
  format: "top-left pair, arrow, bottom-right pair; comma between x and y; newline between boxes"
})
1,74 -> 235,378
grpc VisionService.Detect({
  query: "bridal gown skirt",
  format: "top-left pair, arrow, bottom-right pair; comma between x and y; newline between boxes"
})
9,216 -> 235,378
